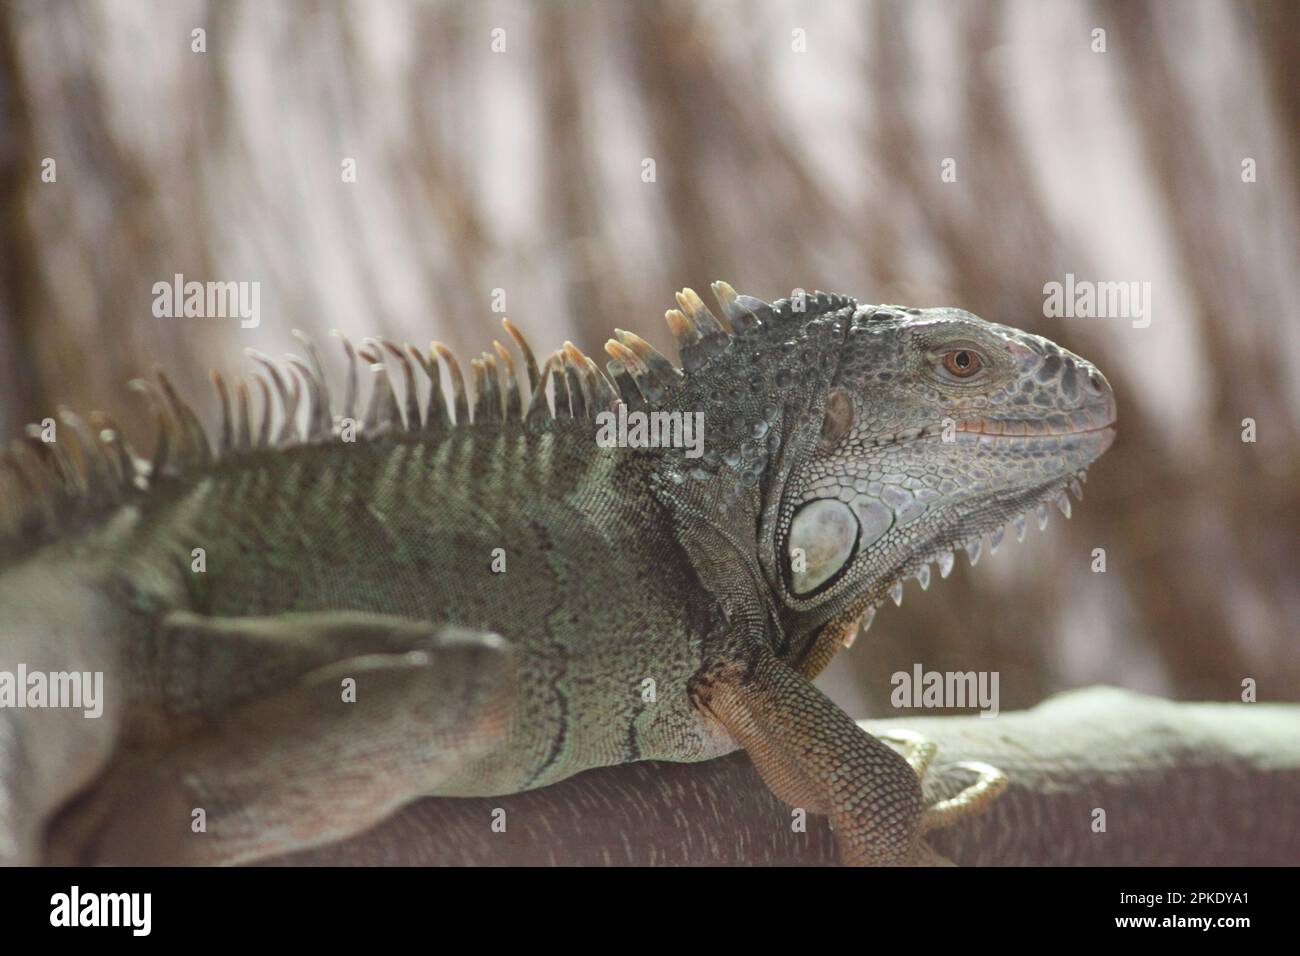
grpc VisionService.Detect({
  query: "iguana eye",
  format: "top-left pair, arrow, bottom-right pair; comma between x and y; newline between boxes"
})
942,349 -> 984,378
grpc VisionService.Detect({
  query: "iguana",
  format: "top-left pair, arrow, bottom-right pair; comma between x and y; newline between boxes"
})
0,282 -> 1116,866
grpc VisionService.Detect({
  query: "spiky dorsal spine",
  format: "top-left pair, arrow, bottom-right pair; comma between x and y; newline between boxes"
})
0,281 -> 853,559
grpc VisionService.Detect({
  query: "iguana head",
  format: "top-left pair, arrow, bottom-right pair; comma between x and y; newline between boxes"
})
775,303 -> 1115,618
636,284 -> 1115,661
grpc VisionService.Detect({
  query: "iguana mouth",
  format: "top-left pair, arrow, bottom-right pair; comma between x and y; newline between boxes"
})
864,397 -> 1117,452
953,405 -> 1118,440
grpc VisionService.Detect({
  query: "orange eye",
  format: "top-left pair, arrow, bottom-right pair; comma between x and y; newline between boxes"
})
943,349 -> 983,378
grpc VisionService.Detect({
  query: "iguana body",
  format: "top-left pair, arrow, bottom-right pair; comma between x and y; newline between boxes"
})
0,283 -> 1116,865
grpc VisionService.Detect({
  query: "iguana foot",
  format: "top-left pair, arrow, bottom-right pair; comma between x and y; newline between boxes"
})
699,652 -> 1010,867
878,729 -> 1009,865
696,647 -> 927,866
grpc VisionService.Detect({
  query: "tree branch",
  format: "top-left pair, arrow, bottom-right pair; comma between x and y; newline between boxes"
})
258,687 -> 1300,866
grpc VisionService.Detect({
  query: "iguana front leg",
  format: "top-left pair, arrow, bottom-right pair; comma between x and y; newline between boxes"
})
697,646 -> 1002,866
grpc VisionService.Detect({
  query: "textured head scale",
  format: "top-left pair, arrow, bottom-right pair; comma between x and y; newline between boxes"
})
765,302 -> 1115,654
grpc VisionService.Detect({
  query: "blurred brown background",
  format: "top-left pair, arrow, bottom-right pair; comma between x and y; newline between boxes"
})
1,0 -> 1296,718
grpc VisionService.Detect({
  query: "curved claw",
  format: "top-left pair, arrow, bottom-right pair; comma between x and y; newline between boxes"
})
918,760 -> 1009,835
877,728 -> 938,777
877,729 -> 1009,856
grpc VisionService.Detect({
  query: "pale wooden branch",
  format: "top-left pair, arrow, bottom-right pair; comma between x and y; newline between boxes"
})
259,687 -> 1300,866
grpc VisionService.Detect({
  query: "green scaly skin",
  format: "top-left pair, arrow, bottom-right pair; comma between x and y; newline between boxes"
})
0,283 -> 1115,865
